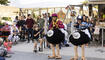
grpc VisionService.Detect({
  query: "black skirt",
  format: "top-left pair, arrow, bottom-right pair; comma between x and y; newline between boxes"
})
46,28 -> 65,44
69,31 -> 90,46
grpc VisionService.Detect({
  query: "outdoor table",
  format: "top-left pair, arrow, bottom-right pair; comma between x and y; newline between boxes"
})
99,26 -> 105,47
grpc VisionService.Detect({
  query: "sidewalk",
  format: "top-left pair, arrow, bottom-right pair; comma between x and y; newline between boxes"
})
6,42 -> 105,60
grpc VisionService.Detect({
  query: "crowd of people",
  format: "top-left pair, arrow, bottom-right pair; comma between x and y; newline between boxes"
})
0,12 -> 101,60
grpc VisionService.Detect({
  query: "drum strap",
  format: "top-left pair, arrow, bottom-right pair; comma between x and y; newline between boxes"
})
52,19 -> 59,28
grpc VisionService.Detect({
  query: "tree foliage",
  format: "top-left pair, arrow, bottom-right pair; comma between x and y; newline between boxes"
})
0,0 -> 10,5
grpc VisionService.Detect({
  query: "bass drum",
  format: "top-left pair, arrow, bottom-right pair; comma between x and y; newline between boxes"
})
69,31 -> 90,46
46,28 -> 65,44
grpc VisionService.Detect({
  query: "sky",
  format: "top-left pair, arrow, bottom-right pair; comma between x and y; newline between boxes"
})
9,0 -> 86,8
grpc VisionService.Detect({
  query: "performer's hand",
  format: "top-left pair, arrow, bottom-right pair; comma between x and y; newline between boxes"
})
38,32 -> 40,34
34,34 -> 37,37
42,32 -> 45,35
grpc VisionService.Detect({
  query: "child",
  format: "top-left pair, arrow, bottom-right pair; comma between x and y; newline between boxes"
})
33,24 -> 43,52
3,38 -> 12,54
8,25 -> 19,44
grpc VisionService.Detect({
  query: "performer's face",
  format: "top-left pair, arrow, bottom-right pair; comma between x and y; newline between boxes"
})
52,17 -> 57,21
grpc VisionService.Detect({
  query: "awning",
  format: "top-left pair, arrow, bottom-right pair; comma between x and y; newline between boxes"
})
9,0 -> 84,8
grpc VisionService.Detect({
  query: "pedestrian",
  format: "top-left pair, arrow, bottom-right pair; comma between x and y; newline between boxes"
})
26,14 -> 35,43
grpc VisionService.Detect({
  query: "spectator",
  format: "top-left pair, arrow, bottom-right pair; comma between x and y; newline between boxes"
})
37,15 -> 44,40
13,16 -> 18,26
0,23 -> 11,41
90,19 -> 95,33
0,38 -> 7,58
80,17 -> 88,29
1,23 -> 11,31
93,21 -> 100,43
17,16 -> 26,31
26,14 -> 35,43
43,13 -> 50,48
43,13 -> 49,34
48,13 -> 52,25
8,25 -> 19,44
74,16 -> 82,29
82,14 -> 86,22
37,15 -> 45,30
74,19 -> 82,29
3,38 -> 13,54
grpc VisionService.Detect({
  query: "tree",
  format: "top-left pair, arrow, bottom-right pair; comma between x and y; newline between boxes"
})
0,0 -> 10,5
82,0 -> 88,5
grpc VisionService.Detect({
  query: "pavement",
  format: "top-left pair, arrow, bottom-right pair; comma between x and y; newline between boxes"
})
6,42 -> 105,60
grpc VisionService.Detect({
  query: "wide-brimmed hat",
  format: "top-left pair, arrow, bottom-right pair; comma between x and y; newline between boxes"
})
52,13 -> 57,17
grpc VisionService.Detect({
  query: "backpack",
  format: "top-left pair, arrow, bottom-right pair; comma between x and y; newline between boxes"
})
0,47 -> 7,57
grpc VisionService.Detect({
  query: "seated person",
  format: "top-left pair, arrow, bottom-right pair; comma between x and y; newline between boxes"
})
8,25 -> 19,44
0,38 -> 11,58
3,38 -> 13,54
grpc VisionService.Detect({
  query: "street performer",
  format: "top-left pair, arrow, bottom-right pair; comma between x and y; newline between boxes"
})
46,13 -> 65,59
69,8 -> 91,60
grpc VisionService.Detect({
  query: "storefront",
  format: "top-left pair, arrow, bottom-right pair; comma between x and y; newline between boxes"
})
88,0 -> 105,47
88,0 -> 105,21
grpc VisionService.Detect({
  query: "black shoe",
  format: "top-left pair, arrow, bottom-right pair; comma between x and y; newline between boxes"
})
33,50 -> 37,53
65,44 -> 69,47
39,47 -> 43,52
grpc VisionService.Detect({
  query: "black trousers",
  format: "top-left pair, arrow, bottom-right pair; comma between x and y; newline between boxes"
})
27,28 -> 34,42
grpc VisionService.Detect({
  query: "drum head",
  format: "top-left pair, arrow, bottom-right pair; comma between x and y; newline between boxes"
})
46,28 -> 65,44
47,30 -> 54,37
72,32 -> 80,39
69,31 -> 90,46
